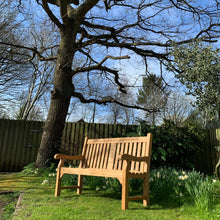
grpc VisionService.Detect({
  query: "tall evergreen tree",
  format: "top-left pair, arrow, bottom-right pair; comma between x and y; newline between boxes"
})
137,74 -> 170,125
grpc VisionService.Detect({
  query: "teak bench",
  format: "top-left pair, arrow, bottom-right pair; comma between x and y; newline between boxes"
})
54,133 -> 153,210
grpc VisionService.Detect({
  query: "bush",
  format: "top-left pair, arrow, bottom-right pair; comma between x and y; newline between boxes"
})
125,120 -> 207,170
185,170 -> 215,211
150,167 -> 179,201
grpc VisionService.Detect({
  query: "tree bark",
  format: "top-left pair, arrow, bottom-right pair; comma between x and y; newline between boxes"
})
35,27 -> 76,167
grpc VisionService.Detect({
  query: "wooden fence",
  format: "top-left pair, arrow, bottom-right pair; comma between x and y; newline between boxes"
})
0,119 -> 219,174
0,119 -> 130,172
194,128 -> 220,175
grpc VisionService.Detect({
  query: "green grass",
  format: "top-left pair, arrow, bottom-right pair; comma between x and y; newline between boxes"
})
0,171 -> 220,220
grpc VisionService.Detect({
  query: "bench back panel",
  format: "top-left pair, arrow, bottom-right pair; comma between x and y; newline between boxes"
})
81,134 -> 152,173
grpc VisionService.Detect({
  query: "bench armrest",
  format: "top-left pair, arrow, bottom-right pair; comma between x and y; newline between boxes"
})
118,154 -> 149,162
54,154 -> 84,161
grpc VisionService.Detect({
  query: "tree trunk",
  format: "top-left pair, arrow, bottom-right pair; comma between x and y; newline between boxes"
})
35,27 -> 76,167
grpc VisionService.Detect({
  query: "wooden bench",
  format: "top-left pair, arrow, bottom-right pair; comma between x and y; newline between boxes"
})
54,133 -> 153,210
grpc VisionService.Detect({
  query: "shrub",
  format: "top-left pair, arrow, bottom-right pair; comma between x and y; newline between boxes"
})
185,170 -> 215,211
84,176 -> 106,190
106,178 -> 122,193
125,120 -> 207,170
150,167 -> 179,201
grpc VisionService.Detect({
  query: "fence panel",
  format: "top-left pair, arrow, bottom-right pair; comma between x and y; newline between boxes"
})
0,120 -> 44,171
209,128 -> 220,172
0,119 -> 128,171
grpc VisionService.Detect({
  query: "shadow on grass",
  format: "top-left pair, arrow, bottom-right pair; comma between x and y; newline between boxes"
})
77,189 -> 184,210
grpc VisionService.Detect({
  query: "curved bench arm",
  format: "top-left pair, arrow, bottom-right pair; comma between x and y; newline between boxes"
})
118,154 -> 149,162
54,154 -> 84,161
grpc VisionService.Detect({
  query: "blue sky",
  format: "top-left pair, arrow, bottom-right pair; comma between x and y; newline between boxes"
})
1,0 -> 219,122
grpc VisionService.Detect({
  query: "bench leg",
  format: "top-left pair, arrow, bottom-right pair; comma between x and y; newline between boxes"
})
77,175 -> 83,194
121,173 -> 129,210
143,174 -> 150,206
55,159 -> 64,197
55,174 -> 62,197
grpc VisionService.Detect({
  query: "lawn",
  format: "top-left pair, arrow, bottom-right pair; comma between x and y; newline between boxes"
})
0,167 -> 220,220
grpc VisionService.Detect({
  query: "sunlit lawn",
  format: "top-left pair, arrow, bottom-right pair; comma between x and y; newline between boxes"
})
0,172 -> 220,220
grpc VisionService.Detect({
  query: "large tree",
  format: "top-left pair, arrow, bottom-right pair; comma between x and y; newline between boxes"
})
6,0 -> 219,167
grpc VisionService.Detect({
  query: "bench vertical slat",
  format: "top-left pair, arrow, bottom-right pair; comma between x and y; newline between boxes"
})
81,137 -> 88,168
114,142 -> 121,170
92,143 -> 98,168
135,142 -> 142,172
103,143 -> 111,169
90,143 -> 97,168
118,142 -> 125,170
98,143 -> 104,169
85,143 -> 91,168
146,134 -> 152,173
130,142 -> 137,171
107,143 -> 116,170
140,141 -> 146,172
87,143 -> 94,168
100,143 -> 107,169
93,143 -> 101,169
122,142 -> 129,170
119,142 -> 128,170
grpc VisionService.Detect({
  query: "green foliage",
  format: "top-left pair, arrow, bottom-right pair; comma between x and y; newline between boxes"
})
149,167 -> 218,211
0,192 -> 20,220
129,178 -> 143,192
170,41 -> 220,122
185,171 -> 215,211
18,162 -> 57,177
62,174 -> 78,186
106,178 -> 122,193
125,120 -> 206,169
17,163 -> 38,176
84,176 -> 106,190
150,167 -> 179,202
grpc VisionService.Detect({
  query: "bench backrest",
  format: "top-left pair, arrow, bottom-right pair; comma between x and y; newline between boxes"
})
80,133 -> 152,173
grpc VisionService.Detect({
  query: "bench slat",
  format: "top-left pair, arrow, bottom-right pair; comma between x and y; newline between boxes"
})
140,142 -> 145,172
61,167 -> 123,179
87,136 -> 150,143
107,143 -> 116,170
131,142 -> 137,171
90,143 -> 97,168
115,143 -> 121,170
93,143 -> 101,169
103,143 -> 110,169
121,142 -> 129,170
135,142 -> 142,172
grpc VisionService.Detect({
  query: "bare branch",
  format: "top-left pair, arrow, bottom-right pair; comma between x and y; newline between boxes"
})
72,55 -> 130,93
72,91 -> 156,113
60,0 -> 69,25
72,55 -> 130,74
75,0 -> 99,22
42,0 -> 63,29
0,41 -> 57,61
